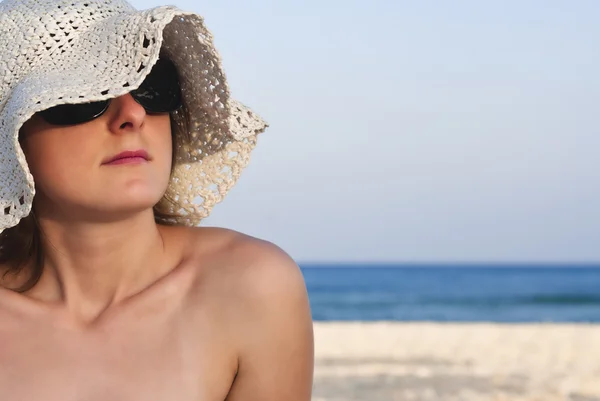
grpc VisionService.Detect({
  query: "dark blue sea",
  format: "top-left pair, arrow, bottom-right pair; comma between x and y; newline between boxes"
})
300,265 -> 600,323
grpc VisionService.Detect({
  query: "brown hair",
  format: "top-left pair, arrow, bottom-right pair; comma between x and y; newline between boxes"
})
1,111 -> 190,292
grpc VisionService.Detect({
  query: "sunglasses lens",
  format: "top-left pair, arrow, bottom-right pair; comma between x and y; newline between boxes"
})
132,58 -> 182,113
39,101 -> 109,126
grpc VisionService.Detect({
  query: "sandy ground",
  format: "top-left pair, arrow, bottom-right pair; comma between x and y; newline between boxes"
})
312,322 -> 600,401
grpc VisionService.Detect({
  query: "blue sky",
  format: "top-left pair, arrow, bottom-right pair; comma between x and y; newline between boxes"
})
132,0 -> 600,263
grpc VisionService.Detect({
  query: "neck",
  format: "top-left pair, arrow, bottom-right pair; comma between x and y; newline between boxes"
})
26,210 -> 172,321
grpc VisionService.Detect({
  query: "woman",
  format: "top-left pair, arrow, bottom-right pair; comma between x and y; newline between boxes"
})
0,0 -> 314,400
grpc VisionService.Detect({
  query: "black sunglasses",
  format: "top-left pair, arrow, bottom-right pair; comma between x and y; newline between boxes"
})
39,58 -> 182,126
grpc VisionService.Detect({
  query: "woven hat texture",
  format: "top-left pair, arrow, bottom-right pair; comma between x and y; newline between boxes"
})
0,0 -> 267,233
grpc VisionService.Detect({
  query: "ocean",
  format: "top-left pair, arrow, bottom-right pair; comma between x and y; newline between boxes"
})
300,265 -> 600,322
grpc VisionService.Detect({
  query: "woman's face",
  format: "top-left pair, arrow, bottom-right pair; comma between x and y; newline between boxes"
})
20,94 -> 173,222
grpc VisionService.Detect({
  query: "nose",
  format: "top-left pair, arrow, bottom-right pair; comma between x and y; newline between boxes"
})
107,93 -> 146,134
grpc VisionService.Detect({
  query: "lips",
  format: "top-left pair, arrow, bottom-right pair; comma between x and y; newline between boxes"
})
102,149 -> 150,165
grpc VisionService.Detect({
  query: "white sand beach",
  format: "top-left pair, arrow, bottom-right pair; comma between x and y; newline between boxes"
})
312,322 -> 600,401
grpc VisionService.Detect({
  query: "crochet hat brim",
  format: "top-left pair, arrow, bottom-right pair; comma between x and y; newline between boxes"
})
0,5 -> 267,232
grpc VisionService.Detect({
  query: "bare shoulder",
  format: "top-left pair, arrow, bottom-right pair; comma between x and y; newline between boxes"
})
181,225 -> 309,308
179,226 -> 314,401
167,225 -> 311,317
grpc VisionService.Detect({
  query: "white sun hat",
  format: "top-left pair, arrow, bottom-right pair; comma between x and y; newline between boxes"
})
0,0 -> 268,232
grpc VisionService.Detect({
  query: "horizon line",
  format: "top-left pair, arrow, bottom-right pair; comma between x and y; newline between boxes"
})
296,261 -> 600,267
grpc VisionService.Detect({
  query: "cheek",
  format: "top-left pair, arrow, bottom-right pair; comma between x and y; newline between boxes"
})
23,128 -> 99,196
151,116 -> 174,173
